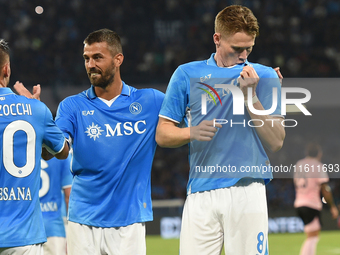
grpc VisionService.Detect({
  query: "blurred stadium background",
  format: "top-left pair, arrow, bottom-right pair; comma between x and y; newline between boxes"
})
2,0 -> 340,252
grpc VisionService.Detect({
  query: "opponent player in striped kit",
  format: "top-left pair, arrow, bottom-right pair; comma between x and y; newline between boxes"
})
294,142 -> 338,255
0,39 -> 69,255
156,5 -> 285,254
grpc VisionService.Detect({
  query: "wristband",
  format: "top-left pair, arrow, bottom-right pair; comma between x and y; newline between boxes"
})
245,95 -> 259,106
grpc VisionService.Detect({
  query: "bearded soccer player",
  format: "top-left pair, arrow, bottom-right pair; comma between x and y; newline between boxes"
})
156,5 -> 285,255
16,28 -> 165,255
0,39 -> 69,255
54,29 -> 163,254
13,29 -> 165,255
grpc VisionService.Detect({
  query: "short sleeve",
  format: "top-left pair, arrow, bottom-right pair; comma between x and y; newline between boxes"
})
42,106 -> 66,154
159,67 -> 189,123
55,98 -> 76,141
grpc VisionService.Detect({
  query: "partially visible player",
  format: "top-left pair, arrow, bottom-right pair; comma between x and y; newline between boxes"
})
0,39 -> 69,255
39,156 -> 72,255
294,142 -> 339,255
156,5 -> 285,255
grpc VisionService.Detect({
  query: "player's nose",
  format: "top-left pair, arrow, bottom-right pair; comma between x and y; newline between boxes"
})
238,50 -> 248,62
87,58 -> 96,68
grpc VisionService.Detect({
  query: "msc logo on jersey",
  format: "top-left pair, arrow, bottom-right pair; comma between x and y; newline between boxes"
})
85,120 -> 147,140
82,110 -> 94,116
85,123 -> 104,141
129,102 -> 142,115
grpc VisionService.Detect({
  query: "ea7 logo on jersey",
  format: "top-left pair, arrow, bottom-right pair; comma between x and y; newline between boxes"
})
200,74 -> 211,83
82,110 -> 94,116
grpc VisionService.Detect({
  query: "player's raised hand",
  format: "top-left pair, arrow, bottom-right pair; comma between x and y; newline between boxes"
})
238,66 -> 259,99
14,81 -> 41,100
191,120 -> 222,142
274,67 -> 283,85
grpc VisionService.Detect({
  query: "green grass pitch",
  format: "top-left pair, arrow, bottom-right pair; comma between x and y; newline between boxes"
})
146,230 -> 340,255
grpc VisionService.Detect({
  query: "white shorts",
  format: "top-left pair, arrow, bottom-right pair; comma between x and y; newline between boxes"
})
180,178 -> 269,255
0,244 -> 43,255
43,237 -> 67,255
67,221 -> 146,255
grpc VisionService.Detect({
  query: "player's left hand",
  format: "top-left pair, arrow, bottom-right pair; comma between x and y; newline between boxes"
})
14,81 -> 41,101
274,67 -> 283,85
239,66 -> 259,99
330,205 -> 339,219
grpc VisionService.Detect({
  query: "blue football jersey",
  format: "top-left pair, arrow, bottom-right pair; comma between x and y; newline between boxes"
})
0,87 -> 66,248
39,156 -> 72,238
55,82 -> 164,228
159,54 -> 282,194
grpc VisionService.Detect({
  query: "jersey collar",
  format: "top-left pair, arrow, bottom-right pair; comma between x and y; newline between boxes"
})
0,87 -> 15,96
207,53 -> 249,67
87,81 -> 131,99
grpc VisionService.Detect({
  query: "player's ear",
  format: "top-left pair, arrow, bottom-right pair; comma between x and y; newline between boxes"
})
114,53 -> 124,67
2,62 -> 10,78
213,33 -> 221,47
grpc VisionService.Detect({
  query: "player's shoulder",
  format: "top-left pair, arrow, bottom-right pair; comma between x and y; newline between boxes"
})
295,157 -> 311,165
15,94 -> 50,112
168,59 -> 208,82
130,85 -> 165,101
15,94 -> 45,105
181,59 -> 206,68
127,85 -> 164,112
178,59 -> 207,72
248,62 -> 278,78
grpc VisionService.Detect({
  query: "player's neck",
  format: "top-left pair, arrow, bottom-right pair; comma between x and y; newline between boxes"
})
94,79 -> 123,100
214,53 -> 239,68
0,78 -> 8,88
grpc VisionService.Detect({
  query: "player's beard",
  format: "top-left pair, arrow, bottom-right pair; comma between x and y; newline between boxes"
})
88,66 -> 115,89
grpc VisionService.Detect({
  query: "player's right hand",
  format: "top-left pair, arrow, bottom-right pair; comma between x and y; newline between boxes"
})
13,81 -> 41,100
190,120 -> 222,142
239,66 -> 259,99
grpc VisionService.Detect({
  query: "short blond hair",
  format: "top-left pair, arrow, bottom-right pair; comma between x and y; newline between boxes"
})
215,5 -> 259,38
